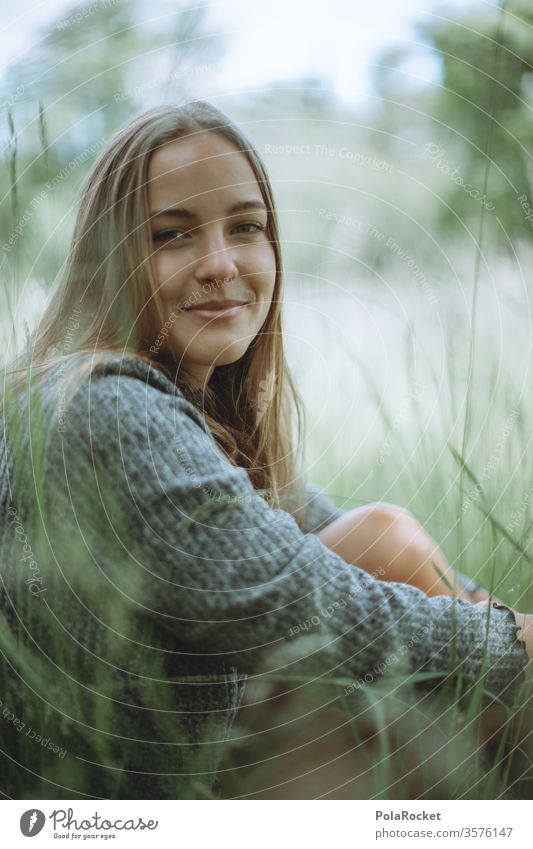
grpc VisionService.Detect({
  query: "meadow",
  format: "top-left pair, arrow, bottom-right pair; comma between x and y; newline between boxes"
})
2,0 -> 533,795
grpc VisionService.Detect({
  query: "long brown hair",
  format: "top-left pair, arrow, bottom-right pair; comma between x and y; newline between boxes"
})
5,101 -> 308,514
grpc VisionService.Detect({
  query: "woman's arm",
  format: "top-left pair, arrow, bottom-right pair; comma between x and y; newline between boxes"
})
41,362 -> 529,706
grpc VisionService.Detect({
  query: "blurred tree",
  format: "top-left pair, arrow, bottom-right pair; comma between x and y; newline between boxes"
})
373,0 -> 533,250
0,0 -> 224,293
1,0 -> 222,147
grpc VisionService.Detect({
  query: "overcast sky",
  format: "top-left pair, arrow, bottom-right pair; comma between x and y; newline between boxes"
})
0,0 -> 475,105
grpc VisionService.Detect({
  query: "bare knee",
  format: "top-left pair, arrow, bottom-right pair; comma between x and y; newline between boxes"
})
317,501 -> 431,577
356,503 -> 439,581
363,502 -> 422,543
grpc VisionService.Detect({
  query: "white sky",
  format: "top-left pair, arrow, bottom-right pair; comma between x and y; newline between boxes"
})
0,0 -> 473,105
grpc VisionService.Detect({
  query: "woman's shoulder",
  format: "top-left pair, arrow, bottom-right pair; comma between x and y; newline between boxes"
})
53,350 -> 177,394
41,351 -> 182,405
31,351 -> 208,443
89,351 -> 175,390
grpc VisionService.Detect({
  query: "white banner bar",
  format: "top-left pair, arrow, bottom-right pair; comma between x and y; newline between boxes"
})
1,800 -> 531,847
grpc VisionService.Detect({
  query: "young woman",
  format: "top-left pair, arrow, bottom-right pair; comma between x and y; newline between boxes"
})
1,100 -> 532,800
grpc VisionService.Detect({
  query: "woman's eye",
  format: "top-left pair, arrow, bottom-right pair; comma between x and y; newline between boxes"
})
234,222 -> 264,234
153,229 -> 187,243
153,222 -> 264,245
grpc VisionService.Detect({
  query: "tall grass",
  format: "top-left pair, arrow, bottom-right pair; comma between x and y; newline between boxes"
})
3,4 -> 533,792
3,275 -> 533,800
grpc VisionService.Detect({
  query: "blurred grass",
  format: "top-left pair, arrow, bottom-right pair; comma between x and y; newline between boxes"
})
2,0 -> 533,800
283,269 -> 533,615
4,237 -> 533,798
218,666 -> 533,799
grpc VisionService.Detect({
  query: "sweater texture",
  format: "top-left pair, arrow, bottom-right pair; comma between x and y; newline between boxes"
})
0,353 -> 528,798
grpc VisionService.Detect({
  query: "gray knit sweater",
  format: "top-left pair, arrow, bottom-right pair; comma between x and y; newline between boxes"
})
0,353 -> 528,799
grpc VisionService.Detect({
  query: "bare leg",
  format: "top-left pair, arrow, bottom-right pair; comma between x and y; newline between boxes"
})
317,502 -> 497,603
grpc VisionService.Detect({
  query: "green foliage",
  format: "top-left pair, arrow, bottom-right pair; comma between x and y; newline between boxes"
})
374,0 -> 533,248
2,0 -> 533,800
0,0 -> 224,294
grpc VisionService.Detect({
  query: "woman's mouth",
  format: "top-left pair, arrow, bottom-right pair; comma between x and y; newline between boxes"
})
183,301 -> 250,321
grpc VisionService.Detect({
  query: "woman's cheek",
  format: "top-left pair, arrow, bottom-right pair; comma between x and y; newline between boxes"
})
247,243 -> 276,290
156,252 -> 176,283
154,252 -> 186,301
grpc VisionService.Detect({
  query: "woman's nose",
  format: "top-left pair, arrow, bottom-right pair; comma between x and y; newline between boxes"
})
193,236 -> 239,285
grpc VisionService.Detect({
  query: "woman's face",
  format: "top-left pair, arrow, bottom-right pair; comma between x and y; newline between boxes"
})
147,131 -> 277,387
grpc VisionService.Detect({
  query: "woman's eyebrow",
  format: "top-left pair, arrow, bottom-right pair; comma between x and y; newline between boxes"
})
149,199 -> 268,220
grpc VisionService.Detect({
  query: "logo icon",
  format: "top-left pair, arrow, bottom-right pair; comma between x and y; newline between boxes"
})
20,810 -> 46,837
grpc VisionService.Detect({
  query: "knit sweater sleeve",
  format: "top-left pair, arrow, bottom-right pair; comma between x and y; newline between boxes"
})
291,482 -> 347,534
45,368 -> 528,707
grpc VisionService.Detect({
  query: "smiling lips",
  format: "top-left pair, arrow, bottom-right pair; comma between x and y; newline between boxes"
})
183,299 -> 250,320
